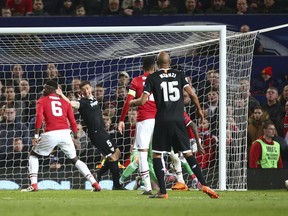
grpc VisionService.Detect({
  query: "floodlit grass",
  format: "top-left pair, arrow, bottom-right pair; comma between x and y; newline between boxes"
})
0,190 -> 287,216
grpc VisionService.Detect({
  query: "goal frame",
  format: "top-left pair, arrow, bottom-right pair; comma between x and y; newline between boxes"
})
0,25 -> 227,190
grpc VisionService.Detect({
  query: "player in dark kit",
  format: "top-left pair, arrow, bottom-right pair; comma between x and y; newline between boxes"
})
130,51 -> 219,199
57,80 -> 124,190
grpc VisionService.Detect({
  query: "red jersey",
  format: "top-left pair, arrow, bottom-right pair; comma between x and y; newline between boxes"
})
6,0 -> 33,16
249,136 -> 283,168
120,72 -> 157,122
35,93 -> 77,133
184,111 -> 195,139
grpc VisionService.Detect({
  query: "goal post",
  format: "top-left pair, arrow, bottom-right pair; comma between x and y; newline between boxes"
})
0,25 -> 260,191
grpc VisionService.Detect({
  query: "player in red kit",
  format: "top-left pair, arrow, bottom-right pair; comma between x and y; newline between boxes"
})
21,80 -> 101,192
118,56 -> 156,195
6,0 -> 33,16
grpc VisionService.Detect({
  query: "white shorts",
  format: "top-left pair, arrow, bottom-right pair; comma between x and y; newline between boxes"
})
32,129 -> 76,159
134,118 -> 155,150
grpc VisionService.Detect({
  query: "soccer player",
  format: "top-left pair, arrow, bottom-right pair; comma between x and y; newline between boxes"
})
21,80 -> 101,192
57,80 -> 125,190
118,56 -> 156,195
130,51 -> 220,199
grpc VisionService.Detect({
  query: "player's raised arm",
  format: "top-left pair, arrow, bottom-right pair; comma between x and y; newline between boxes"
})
56,87 -> 80,109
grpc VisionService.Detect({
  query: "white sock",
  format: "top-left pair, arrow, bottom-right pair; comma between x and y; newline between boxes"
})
170,152 -> 185,184
29,155 -> 39,185
75,160 -> 96,185
139,151 -> 152,191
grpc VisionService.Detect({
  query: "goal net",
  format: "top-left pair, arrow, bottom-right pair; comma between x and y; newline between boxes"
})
0,26 -> 258,191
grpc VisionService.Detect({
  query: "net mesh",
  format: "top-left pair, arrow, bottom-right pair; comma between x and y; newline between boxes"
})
0,28 -> 257,190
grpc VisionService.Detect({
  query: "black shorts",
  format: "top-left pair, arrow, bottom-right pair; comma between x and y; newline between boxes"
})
152,120 -> 190,153
89,130 -> 117,156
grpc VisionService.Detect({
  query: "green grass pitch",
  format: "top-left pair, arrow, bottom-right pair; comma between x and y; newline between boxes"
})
1,190 -> 287,216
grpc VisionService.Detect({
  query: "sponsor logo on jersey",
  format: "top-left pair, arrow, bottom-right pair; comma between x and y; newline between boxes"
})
90,100 -> 98,107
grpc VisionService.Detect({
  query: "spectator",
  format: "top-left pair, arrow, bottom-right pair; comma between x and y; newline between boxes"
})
259,0 -> 283,13
178,0 -> 203,14
30,0 -> 49,16
69,77 -> 81,99
205,0 -> 233,14
81,0 -> 102,15
123,0 -> 148,16
0,80 -> 5,103
149,0 -> 178,15
249,0 -> 262,12
75,4 -> 86,16
94,83 -> 108,110
44,63 -> 68,92
16,79 -> 38,122
240,24 -> 265,55
278,85 -> 288,107
1,86 -> 26,117
235,0 -> 254,14
251,66 -> 283,95
262,87 -> 285,137
6,0 -> 33,16
247,105 -> 270,151
0,105 -> 30,167
59,0 -> 74,16
198,69 -> 219,105
8,138 -> 29,167
1,7 -> 12,16
5,64 -> 26,93
249,120 -> 283,168
101,0 -> 122,15
239,78 -> 260,117
118,71 -> 130,88
203,90 -> 219,136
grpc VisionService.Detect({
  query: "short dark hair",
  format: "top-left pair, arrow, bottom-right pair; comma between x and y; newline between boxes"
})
142,56 -> 155,71
45,80 -> 58,89
80,80 -> 91,89
262,120 -> 274,130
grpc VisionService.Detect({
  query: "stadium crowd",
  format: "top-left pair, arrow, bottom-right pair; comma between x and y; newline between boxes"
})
1,0 -> 288,17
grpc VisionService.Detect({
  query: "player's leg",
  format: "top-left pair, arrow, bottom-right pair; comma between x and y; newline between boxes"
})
179,153 -> 199,189
59,130 -> 101,192
135,119 -> 155,193
21,132 -> 57,192
148,123 -> 169,199
170,150 -> 188,191
120,150 -> 139,184
94,132 -> 125,190
96,158 -> 110,182
174,122 -> 219,198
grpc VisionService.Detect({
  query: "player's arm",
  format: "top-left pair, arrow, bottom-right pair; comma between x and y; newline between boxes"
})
129,92 -> 149,107
184,85 -> 204,123
67,103 -> 78,139
56,87 -> 80,109
187,121 -> 204,154
118,89 -> 135,134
